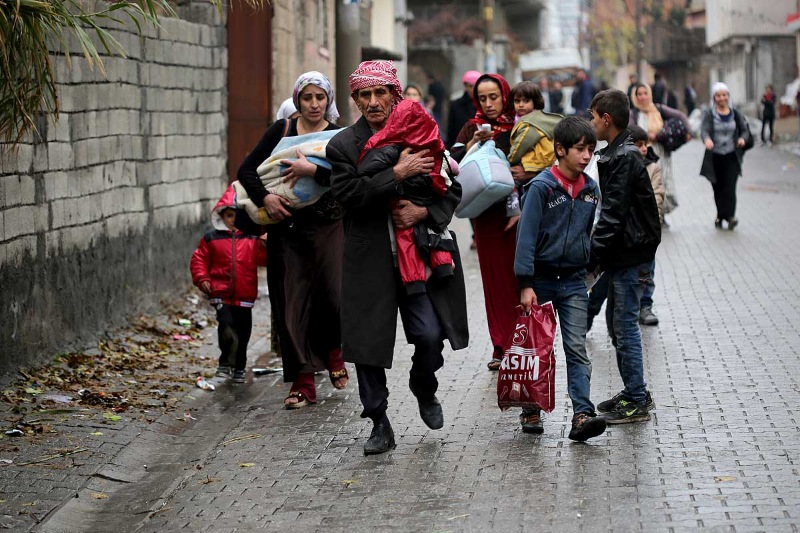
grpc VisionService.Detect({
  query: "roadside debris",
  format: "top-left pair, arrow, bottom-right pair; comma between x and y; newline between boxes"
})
195,377 -> 215,391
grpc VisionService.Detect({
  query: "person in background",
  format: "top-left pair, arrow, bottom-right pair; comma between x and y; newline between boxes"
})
570,69 -> 596,118
538,77 -> 552,113
760,84 -> 776,145
276,97 -> 299,120
699,82 -> 751,230
404,83 -> 434,117
652,73 -> 667,105
426,71 -> 446,127
447,70 -> 481,146
630,83 -> 690,225
451,73 -> 520,372
190,186 -> 267,384
550,80 -> 565,115
626,73 -> 639,109
684,81 -> 697,115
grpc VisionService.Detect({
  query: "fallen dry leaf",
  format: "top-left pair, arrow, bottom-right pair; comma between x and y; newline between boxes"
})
90,492 -> 108,499
239,463 -> 256,468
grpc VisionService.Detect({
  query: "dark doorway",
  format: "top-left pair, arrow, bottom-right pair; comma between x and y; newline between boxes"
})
227,2 -> 272,183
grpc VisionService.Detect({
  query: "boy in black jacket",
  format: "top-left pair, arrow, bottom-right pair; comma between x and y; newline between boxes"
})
589,89 -> 661,424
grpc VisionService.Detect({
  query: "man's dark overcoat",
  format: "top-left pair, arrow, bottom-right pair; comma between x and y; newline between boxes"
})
327,116 -> 469,369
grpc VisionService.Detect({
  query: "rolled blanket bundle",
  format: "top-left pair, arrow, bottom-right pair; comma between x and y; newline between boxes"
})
235,129 -> 341,224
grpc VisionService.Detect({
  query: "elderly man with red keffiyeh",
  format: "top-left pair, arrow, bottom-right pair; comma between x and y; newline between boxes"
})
327,60 -> 469,456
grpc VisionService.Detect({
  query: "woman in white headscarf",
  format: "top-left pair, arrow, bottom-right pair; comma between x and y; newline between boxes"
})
238,71 -> 347,408
699,82 -> 751,230
275,97 -> 298,120
630,83 -> 690,225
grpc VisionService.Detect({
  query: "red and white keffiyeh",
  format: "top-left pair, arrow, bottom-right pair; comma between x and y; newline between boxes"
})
349,60 -> 403,105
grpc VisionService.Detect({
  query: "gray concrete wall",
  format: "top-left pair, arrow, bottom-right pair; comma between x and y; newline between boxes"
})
0,6 -> 228,372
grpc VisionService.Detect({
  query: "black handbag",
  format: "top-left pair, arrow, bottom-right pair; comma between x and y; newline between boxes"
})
656,117 -> 689,153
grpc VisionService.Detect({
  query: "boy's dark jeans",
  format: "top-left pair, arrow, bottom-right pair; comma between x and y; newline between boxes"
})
606,263 -> 652,404
216,304 -> 252,370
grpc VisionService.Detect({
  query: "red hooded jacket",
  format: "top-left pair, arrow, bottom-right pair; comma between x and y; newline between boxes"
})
189,185 -> 266,307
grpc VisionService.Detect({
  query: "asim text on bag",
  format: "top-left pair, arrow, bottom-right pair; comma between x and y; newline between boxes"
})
497,303 -> 557,412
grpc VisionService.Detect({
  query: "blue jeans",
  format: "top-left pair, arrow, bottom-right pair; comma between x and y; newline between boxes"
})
607,263 -> 652,404
640,261 -> 656,308
525,274 -> 595,415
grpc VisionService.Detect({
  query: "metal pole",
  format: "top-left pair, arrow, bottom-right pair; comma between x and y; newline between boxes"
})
635,0 -> 642,81
336,1 -> 361,125
482,0 -> 495,73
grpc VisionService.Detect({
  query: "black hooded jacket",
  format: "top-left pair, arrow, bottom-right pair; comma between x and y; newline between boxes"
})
591,131 -> 661,270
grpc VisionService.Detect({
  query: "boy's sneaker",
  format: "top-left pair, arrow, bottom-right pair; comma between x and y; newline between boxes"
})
602,399 -> 650,424
520,409 -> 543,434
215,366 -> 232,378
232,369 -> 246,383
568,413 -> 607,441
597,390 -> 655,413
639,306 -> 659,325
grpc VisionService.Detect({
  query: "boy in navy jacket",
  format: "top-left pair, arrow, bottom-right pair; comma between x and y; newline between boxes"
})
514,116 -> 607,442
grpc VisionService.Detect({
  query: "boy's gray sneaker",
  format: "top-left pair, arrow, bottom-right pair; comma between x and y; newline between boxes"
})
215,366 -> 232,378
232,369 -> 246,383
639,306 -> 659,325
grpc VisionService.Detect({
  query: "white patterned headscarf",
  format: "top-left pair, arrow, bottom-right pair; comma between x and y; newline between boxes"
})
292,71 -> 340,123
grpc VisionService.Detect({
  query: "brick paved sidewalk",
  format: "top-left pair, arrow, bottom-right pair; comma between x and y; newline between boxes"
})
37,140 -> 800,532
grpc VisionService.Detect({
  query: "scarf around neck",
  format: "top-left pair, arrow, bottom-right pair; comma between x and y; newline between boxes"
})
470,73 -> 516,133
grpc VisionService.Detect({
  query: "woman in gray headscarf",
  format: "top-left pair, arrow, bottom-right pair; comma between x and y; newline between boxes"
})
238,71 -> 347,408
699,82 -> 751,230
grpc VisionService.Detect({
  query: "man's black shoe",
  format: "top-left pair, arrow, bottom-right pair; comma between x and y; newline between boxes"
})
568,412 -> 607,441
363,422 -> 395,456
418,396 -> 444,430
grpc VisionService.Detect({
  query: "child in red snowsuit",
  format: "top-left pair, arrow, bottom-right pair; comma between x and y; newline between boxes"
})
190,185 -> 266,383
358,99 -> 458,295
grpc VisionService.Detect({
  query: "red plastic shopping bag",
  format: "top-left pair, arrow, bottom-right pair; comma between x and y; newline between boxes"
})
497,303 -> 557,412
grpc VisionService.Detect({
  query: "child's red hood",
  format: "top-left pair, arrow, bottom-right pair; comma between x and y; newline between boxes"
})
211,184 -> 236,231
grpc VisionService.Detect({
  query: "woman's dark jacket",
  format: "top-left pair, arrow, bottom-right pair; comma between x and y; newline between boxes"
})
591,131 -> 661,271
699,107 -> 750,184
326,116 -> 469,368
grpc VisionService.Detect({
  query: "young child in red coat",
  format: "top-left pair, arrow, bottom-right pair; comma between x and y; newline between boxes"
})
190,185 -> 266,383
358,99 -> 457,295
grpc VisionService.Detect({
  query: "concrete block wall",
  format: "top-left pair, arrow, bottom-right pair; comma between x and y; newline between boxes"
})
271,0 -> 336,118
0,6 -> 228,371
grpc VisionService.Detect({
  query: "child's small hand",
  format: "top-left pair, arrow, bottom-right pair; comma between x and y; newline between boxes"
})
704,138 -> 714,150
520,288 -> 538,312
200,281 -> 211,295
504,215 -> 519,232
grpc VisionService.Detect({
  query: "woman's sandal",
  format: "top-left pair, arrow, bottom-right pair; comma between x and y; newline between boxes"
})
487,358 -> 502,371
284,391 -> 315,410
329,368 -> 349,390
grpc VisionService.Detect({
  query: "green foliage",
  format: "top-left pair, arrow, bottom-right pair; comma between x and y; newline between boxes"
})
590,18 -> 636,83
0,0 -> 265,147
668,5 -> 686,27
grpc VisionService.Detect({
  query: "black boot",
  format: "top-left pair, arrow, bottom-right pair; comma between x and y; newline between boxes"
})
363,420 -> 396,456
418,396 -> 444,429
